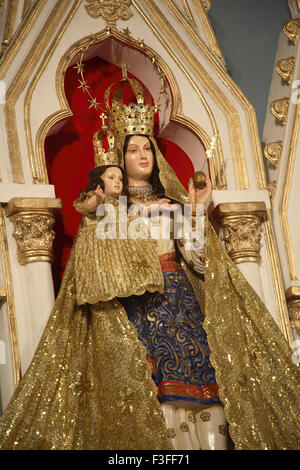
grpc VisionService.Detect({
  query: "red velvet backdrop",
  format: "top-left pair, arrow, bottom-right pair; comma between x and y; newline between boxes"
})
45,57 -> 194,293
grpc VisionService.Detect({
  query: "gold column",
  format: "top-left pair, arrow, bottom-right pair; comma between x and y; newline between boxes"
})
286,287 -> 300,335
213,202 -> 267,264
6,198 -> 61,265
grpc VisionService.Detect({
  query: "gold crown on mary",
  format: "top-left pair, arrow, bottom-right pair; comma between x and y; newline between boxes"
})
104,61 -> 158,138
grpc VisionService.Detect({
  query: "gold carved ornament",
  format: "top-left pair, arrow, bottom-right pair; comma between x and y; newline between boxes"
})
263,141 -> 282,169
179,423 -> 189,433
283,18 -> 300,45
84,0 -> 133,27
166,428 -> 176,439
11,214 -> 55,265
276,57 -> 295,85
220,217 -> 262,264
199,411 -> 210,422
270,98 -> 289,126
6,198 -> 62,265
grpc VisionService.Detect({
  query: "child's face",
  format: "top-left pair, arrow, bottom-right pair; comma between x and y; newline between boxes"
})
101,167 -> 123,197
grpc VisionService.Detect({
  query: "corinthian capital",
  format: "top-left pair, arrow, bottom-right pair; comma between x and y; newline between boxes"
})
6,198 -> 61,265
213,202 -> 267,264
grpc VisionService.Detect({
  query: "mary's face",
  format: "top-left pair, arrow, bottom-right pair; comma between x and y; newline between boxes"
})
124,135 -> 154,182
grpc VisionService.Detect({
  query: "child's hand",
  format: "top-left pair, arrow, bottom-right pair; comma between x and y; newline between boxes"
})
94,185 -> 104,204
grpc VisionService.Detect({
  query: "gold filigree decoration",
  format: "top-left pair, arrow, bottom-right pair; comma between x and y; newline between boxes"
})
283,18 -> 300,44
6,198 -> 62,265
179,422 -> 189,432
199,411 -> 210,422
266,181 -> 277,206
219,425 -> 226,436
84,0 -> 133,27
263,141 -> 282,169
276,57 -> 295,85
166,428 -> 176,438
270,98 -> 289,126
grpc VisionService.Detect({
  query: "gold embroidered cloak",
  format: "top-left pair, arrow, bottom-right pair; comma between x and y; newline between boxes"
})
0,214 -> 172,450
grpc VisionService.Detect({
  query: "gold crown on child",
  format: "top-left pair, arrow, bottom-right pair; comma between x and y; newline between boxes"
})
104,61 -> 158,138
93,127 -> 120,168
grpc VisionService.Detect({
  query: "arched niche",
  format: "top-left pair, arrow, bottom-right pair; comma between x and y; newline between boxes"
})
42,34 -> 211,289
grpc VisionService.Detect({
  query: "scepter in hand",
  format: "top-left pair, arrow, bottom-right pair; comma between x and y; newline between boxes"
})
192,132 -> 218,189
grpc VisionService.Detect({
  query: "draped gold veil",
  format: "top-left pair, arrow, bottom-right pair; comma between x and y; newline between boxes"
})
120,133 -> 300,449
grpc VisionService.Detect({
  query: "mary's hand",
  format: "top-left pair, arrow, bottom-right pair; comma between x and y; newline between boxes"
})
149,198 -> 177,213
188,176 -> 212,207
137,198 -> 176,216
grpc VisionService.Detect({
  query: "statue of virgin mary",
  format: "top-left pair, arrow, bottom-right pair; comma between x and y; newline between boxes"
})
0,69 -> 299,451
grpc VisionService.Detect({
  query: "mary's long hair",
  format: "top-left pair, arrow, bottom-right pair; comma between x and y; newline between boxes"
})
123,135 -> 165,197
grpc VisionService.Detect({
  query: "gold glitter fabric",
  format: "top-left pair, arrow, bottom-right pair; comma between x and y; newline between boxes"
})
73,190 -> 98,218
74,224 -> 164,305
73,195 -> 164,304
117,132 -> 299,448
204,219 -> 300,450
0,243 -> 172,450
